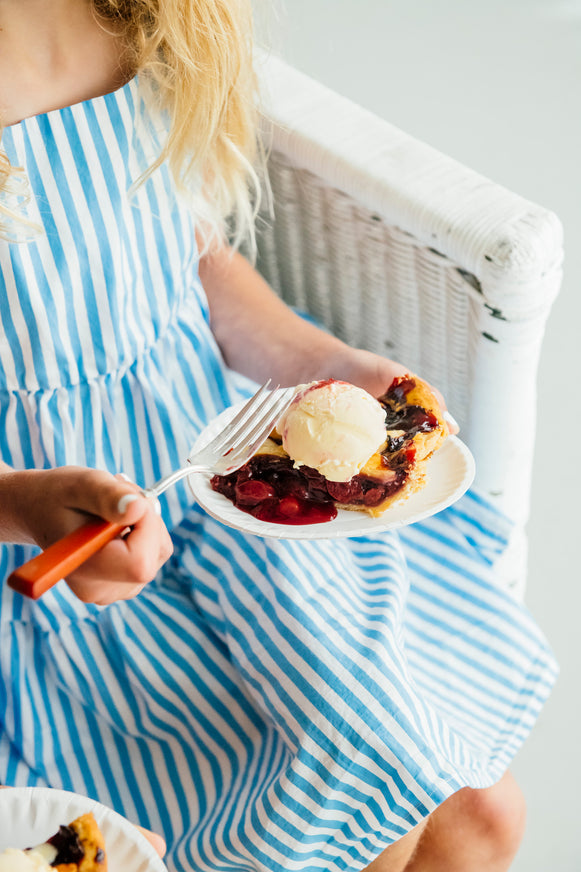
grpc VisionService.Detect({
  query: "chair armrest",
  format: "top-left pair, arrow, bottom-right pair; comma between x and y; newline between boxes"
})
257,53 -> 563,319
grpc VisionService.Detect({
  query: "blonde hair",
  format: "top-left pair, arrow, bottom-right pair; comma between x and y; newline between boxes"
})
1,0 -> 262,253
0,151 -> 44,241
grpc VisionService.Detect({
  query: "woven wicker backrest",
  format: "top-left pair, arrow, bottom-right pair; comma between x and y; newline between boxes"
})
257,153 -> 475,419
254,55 -> 563,593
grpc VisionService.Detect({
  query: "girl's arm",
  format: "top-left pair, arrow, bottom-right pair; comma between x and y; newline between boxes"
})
201,245 -> 415,398
0,461 -> 172,604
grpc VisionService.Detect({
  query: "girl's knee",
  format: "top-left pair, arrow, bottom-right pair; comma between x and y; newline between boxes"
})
457,771 -> 526,856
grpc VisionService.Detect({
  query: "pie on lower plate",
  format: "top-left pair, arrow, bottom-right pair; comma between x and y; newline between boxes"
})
0,813 -> 107,871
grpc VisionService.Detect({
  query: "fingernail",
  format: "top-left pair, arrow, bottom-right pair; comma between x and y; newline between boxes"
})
117,494 -> 140,515
444,411 -> 459,432
152,498 -> 162,516
118,472 -> 133,482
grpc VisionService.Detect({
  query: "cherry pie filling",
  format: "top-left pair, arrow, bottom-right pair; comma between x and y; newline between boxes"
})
210,376 -> 439,525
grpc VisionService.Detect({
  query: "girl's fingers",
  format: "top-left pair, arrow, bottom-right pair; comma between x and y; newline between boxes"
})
63,495 -> 173,603
67,505 -> 172,587
115,506 -> 174,582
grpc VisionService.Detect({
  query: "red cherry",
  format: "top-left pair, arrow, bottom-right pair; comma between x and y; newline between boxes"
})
235,480 -> 276,506
278,496 -> 301,517
363,487 -> 384,506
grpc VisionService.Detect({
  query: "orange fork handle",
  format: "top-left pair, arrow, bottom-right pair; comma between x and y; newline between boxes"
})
7,518 -> 128,600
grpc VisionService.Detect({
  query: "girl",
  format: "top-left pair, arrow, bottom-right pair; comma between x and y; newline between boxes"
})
0,2 -> 556,870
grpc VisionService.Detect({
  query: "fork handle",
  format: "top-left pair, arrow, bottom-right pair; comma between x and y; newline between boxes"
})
7,519 -> 127,600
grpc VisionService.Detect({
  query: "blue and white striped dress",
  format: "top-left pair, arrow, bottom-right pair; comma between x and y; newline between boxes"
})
0,79 -> 557,871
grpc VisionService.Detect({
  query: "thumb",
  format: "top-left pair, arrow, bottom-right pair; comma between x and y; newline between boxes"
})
62,469 -> 150,526
115,490 -> 150,525
109,474 -> 150,525
113,473 -> 162,523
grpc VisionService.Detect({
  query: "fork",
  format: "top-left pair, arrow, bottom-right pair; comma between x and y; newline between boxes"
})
7,381 -> 295,600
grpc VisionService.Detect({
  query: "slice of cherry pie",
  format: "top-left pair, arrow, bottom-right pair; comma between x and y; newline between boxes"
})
210,375 -> 447,525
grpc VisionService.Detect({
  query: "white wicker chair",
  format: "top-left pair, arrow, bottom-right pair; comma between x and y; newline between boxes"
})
255,53 -> 564,599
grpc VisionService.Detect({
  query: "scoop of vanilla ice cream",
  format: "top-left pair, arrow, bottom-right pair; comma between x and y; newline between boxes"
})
0,848 -> 53,872
277,379 -> 387,482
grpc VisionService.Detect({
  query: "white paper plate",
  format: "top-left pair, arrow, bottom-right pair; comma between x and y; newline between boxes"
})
188,402 -> 475,540
0,787 -> 167,871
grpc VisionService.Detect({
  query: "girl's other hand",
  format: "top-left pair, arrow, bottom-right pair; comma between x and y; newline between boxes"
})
7,467 -> 173,604
135,825 -> 167,858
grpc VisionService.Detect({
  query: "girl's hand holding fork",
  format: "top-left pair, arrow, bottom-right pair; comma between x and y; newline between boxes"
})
0,464 -> 172,604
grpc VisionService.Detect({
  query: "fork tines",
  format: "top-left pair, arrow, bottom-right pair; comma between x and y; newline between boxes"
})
197,380 -> 274,458
225,387 -> 295,464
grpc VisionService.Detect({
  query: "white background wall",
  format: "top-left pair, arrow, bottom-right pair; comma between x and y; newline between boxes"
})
258,1 -> 581,869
